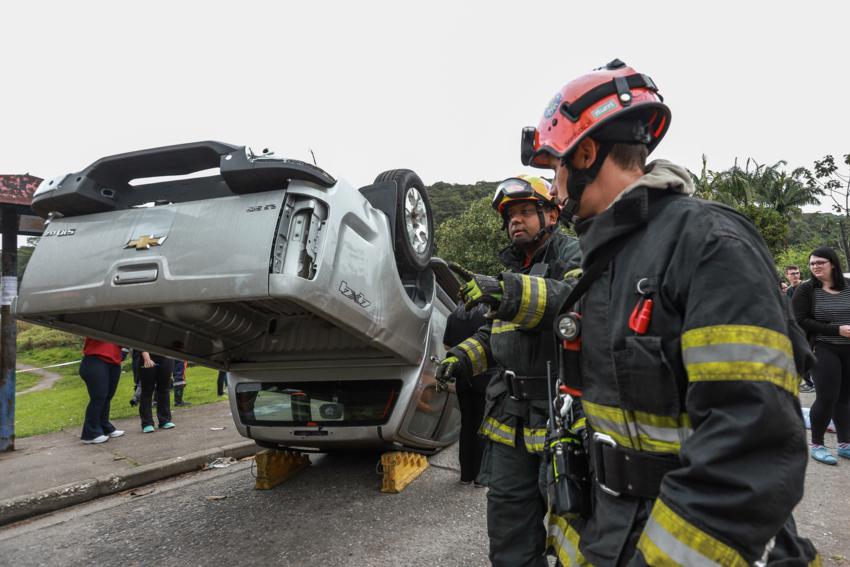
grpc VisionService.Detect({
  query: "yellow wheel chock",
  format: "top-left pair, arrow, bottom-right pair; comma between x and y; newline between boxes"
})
254,449 -> 311,490
380,451 -> 429,493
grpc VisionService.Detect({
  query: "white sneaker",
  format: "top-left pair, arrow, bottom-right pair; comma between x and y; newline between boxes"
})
82,435 -> 109,444
109,430 -> 125,438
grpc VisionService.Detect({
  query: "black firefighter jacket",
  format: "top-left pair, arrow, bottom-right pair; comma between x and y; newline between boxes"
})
448,230 -> 581,453
498,161 -> 818,566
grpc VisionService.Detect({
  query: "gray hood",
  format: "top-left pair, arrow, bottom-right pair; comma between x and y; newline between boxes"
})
608,159 -> 694,209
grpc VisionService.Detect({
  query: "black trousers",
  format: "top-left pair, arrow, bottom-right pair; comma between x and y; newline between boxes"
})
810,342 -> 850,444
217,370 -> 227,396
482,435 -> 548,567
139,356 -> 174,428
79,355 -> 121,440
456,376 -> 486,482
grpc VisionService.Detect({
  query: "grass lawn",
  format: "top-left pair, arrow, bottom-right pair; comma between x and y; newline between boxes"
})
14,346 -> 225,438
15,370 -> 42,391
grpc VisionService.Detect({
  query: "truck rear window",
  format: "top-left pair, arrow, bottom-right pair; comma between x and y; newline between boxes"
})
235,380 -> 402,427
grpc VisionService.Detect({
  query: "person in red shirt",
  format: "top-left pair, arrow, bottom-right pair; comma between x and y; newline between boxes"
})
79,338 -> 126,444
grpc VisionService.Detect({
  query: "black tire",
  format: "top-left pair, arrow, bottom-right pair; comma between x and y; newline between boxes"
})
374,169 -> 434,272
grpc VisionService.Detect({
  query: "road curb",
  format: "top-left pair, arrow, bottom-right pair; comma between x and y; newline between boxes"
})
0,440 -> 258,526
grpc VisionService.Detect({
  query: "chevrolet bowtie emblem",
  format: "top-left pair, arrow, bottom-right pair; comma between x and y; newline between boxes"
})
125,234 -> 167,250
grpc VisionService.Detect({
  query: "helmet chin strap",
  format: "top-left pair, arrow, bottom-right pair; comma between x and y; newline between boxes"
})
528,222 -> 557,245
558,141 -> 613,227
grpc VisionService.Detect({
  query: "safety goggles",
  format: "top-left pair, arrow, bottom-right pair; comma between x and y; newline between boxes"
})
492,177 -> 539,211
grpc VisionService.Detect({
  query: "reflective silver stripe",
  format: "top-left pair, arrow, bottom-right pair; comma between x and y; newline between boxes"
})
480,417 -> 515,447
511,275 -> 547,329
458,339 -> 486,374
523,427 -> 546,453
642,514 -> 724,567
683,343 -> 796,376
547,514 -> 586,566
638,499 -> 748,567
586,413 -> 638,448
584,401 -> 691,454
517,275 -> 542,327
637,422 -> 692,448
460,339 -> 481,372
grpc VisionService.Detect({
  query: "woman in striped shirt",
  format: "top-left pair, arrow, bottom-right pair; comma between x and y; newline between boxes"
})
792,245 -> 850,465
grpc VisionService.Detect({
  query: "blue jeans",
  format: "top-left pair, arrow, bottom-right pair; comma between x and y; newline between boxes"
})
79,355 -> 121,440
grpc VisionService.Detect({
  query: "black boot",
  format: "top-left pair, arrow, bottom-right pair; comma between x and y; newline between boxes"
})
174,387 -> 192,407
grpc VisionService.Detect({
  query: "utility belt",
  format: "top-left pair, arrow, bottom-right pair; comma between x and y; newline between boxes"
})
590,430 -> 680,500
504,370 -> 551,401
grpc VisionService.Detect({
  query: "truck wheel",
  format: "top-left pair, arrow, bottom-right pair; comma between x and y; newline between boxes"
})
374,169 -> 434,272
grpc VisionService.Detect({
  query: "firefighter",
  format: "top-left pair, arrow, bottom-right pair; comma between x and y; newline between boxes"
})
470,59 -> 818,565
437,175 -> 581,567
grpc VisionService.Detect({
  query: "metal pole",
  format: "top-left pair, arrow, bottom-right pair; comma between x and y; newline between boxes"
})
0,208 -> 19,452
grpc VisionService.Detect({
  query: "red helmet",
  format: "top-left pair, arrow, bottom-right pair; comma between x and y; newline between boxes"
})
521,59 -> 670,168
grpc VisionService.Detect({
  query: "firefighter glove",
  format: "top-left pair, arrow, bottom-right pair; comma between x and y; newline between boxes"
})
436,355 -> 466,392
460,274 -> 503,311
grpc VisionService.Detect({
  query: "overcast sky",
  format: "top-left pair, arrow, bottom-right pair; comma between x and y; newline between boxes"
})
2,1 -> 848,211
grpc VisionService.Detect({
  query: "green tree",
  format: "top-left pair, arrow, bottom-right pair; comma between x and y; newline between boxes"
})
775,244 -> 816,282
691,155 -> 716,201
804,153 -> 850,266
16,237 -> 39,284
694,157 -> 830,256
706,158 -> 762,207
736,204 -> 788,257
428,181 -> 498,226
435,196 -> 506,275
788,212 -> 843,249
753,165 -> 823,217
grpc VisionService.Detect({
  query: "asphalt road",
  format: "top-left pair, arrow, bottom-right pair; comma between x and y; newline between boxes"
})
0,448 -> 491,567
1,402 -> 847,567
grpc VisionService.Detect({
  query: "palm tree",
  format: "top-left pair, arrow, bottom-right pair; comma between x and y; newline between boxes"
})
706,158 -> 824,217
754,164 -> 824,217
707,158 -> 762,207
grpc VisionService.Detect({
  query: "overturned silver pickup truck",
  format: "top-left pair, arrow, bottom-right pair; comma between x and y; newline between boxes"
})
16,141 -> 462,452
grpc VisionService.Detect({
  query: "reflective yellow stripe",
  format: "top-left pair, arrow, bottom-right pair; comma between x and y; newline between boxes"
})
682,325 -> 798,395
569,417 -> 587,434
637,499 -> 747,567
687,361 -> 798,395
809,554 -> 823,567
479,416 -> 515,447
522,427 -> 547,453
546,513 -> 589,566
682,324 -> 793,355
512,275 -> 547,329
583,399 -> 691,454
457,338 -> 487,375
491,319 -> 519,334
563,268 -> 582,280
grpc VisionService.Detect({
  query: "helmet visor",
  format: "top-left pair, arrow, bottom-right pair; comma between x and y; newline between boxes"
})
520,126 -> 556,168
520,127 -> 537,166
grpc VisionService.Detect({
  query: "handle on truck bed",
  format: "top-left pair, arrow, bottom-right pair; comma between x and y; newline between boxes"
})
83,141 -> 241,186
31,141 -> 338,218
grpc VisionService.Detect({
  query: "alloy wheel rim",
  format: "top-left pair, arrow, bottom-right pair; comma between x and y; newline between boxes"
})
404,188 -> 430,256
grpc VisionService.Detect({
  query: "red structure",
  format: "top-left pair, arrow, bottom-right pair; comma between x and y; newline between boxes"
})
0,173 -> 43,451
0,174 -> 42,206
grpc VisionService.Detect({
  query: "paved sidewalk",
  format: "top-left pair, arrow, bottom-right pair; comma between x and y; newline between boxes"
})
0,401 -> 258,526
